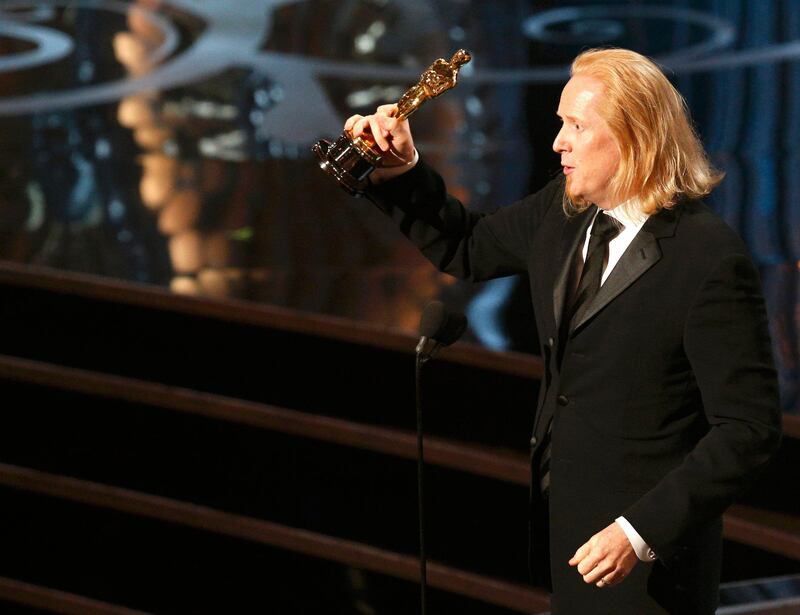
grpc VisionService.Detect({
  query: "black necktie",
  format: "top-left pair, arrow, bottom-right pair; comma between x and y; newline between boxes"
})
539,211 -> 623,498
565,212 -> 624,332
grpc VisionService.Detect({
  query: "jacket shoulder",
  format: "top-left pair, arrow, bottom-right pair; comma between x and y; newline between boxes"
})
674,200 -> 751,261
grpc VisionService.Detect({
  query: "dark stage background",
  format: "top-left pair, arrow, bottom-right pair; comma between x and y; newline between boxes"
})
1,2 -> 800,614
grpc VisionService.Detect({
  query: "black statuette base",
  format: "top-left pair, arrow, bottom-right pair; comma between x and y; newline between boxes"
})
312,134 -> 381,198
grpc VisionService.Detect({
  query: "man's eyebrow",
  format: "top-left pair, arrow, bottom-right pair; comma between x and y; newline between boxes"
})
557,113 -> 580,122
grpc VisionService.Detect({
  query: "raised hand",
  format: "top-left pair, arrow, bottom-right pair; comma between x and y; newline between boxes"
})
344,104 -> 417,182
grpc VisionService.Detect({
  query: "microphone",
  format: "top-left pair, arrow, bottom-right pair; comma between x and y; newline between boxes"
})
415,301 -> 468,360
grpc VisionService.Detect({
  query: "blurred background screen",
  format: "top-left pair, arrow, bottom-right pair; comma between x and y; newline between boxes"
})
1,0 -> 798,413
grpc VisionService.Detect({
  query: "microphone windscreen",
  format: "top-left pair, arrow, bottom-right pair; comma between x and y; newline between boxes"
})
439,312 -> 468,346
418,301 -> 468,346
419,301 -> 447,338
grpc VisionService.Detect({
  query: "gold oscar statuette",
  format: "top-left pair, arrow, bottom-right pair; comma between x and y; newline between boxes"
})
312,49 -> 472,197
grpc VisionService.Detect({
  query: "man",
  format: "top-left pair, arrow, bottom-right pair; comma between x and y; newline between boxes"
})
344,48 -> 782,614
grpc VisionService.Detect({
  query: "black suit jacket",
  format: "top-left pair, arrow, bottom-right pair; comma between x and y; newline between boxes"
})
367,158 -> 782,614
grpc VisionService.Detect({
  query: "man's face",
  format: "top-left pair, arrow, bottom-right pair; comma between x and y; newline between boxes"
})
553,75 -> 621,210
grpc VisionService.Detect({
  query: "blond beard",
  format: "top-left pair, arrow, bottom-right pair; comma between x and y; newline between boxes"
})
565,174 -> 591,211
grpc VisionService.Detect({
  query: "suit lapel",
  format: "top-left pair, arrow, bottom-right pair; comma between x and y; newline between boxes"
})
552,206 -> 596,331
570,205 -> 681,333
570,230 -> 660,332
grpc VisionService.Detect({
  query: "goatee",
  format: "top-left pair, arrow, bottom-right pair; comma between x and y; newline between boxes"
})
565,175 -> 589,208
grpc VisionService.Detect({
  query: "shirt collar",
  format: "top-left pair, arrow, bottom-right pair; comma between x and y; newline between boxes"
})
602,199 -> 649,232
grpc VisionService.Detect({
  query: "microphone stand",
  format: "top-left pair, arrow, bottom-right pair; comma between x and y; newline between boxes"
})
412,306 -> 466,614
415,348 -> 432,615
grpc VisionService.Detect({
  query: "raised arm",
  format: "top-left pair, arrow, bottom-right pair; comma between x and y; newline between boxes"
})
343,105 -> 561,282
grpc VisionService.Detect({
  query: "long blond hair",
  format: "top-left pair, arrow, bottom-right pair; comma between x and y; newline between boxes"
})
566,48 -> 723,215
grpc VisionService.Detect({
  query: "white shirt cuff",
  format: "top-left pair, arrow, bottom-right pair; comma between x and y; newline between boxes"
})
615,516 -> 657,562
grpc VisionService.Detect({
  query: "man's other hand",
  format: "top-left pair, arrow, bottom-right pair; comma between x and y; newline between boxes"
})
569,522 -> 639,588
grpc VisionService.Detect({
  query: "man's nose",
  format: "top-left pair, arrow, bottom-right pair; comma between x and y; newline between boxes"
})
552,127 -> 569,153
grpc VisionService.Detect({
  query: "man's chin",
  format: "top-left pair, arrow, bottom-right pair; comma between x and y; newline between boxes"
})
565,181 -> 589,208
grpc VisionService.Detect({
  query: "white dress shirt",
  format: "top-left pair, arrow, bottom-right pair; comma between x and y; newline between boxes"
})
581,204 -> 657,562
581,204 -> 649,283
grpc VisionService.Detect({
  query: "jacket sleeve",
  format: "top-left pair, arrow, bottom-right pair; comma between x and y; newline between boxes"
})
365,157 -> 560,282
622,252 -> 782,560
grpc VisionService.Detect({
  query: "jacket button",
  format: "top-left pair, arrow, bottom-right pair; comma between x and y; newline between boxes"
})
556,394 -> 569,406
530,436 -> 537,446
547,337 -> 555,347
